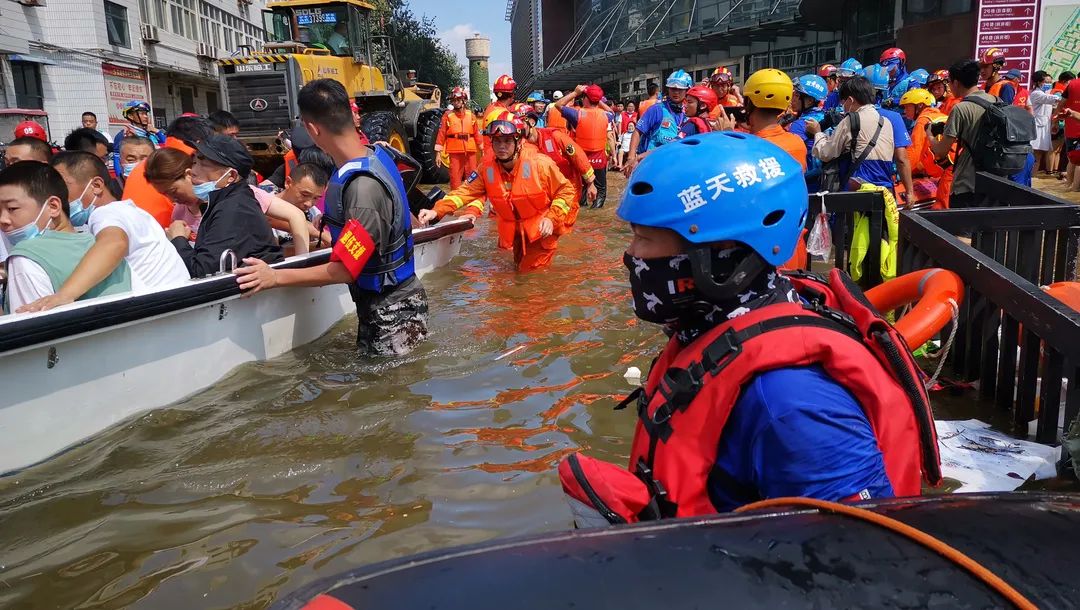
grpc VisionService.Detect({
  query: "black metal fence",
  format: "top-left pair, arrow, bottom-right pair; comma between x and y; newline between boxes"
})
803,190 -> 887,288
897,174 -> 1080,446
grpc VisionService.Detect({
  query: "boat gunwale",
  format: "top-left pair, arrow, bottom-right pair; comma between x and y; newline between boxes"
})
0,218 -> 473,354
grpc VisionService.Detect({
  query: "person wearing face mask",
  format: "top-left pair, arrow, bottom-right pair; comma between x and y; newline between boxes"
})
0,162 -> 131,313
417,118 -> 577,272
13,152 -> 189,312
806,76 -> 896,193
1029,71 -> 1061,175
123,116 -> 213,228
117,136 -> 155,188
165,134 -> 283,277
556,134 -> 940,524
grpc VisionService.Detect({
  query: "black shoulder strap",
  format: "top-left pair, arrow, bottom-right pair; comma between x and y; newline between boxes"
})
847,109 -> 861,158
842,115 -> 884,186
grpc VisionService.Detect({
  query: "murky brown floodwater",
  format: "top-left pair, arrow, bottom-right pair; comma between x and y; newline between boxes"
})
0,173 -> 1011,609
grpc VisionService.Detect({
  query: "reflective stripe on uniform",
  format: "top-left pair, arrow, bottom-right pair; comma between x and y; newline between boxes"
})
551,199 -> 571,215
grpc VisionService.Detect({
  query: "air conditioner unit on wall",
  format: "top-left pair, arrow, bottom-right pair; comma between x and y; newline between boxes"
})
141,24 -> 160,43
196,43 -> 217,60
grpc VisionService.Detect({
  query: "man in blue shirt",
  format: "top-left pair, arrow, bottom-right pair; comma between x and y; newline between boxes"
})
863,65 -> 915,202
624,69 -> 692,175
788,74 -> 829,190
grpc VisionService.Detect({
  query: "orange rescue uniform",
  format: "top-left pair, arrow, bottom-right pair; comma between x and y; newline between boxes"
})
123,136 -> 194,228
908,106 -> 953,209
546,104 -> 570,133
437,108 -> 484,188
434,147 -> 578,272
755,124 -> 808,171
528,127 -> 594,204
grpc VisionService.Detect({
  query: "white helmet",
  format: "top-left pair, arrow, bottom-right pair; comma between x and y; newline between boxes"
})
552,90 -> 564,100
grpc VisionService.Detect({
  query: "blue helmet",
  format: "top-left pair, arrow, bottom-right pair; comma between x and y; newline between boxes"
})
837,58 -> 863,78
863,64 -> 891,91
525,90 -> 549,103
618,132 -> 808,267
795,74 -> 829,102
666,69 -> 693,90
123,100 -> 151,114
908,68 -> 929,88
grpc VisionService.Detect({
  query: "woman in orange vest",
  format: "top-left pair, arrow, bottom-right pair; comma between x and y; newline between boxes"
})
436,87 -> 484,189
900,88 -> 952,208
554,84 -> 614,208
418,119 -> 577,272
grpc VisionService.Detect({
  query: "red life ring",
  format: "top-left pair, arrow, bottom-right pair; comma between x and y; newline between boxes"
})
865,268 -> 965,350
1043,282 -> 1080,311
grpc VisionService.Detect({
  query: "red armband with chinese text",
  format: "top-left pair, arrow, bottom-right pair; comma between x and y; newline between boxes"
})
329,219 -> 376,280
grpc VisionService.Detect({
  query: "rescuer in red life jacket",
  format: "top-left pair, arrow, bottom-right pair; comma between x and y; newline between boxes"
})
558,133 -> 941,525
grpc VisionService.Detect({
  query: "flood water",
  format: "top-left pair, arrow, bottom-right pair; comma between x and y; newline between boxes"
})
0,174 -> 1000,609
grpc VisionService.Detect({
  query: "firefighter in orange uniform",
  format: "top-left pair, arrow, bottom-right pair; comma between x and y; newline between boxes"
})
553,84 -> 614,208
484,75 -> 519,128
436,87 -> 484,189
517,105 -> 598,206
900,88 -> 952,209
418,119 -> 578,272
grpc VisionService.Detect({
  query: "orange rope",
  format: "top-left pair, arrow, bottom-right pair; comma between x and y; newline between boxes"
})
735,497 -> 1037,610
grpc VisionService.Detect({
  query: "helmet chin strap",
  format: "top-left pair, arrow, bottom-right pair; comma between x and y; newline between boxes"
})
686,246 -> 768,303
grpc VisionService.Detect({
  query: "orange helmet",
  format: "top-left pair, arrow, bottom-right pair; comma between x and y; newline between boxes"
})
450,86 -> 468,100
493,74 -> 517,94
686,85 -> 719,112
928,69 -> 949,85
980,48 -> 1006,66
818,64 -> 838,78
709,66 -> 733,85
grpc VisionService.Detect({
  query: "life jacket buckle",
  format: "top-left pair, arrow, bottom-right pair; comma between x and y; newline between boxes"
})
634,457 -> 674,519
700,328 -> 742,374
807,301 -> 858,330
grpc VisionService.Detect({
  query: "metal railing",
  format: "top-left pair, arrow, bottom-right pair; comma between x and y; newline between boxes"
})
800,190 -> 888,289
897,175 -> 1080,446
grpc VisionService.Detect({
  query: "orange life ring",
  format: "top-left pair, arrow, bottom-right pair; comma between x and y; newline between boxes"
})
864,268 -> 965,351
1043,282 -> 1080,312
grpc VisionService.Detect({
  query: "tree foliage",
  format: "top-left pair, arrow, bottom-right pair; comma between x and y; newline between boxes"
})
369,0 -> 465,99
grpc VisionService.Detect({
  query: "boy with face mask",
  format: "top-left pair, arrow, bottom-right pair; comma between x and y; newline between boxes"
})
13,152 -> 189,312
166,134 -> 283,277
0,162 -> 131,313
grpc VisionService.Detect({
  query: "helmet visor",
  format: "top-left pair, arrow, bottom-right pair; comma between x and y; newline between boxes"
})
485,120 -> 519,137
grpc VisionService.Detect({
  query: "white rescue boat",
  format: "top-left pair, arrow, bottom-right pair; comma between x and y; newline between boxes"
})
0,218 -> 473,475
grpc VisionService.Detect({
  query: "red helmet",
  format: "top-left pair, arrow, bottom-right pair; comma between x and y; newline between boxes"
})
709,66 -> 733,85
493,74 -> 517,94
928,69 -> 949,85
818,64 -> 838,78
880,47 -> 906,64
515,104 -> 539,122
13,121 -> 47,141
450,86 -> 468,100
980,47 -> 1006,66
686,85 -> 719,112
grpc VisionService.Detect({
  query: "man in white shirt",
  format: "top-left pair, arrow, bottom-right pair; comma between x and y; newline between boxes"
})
13,151 -> 189,312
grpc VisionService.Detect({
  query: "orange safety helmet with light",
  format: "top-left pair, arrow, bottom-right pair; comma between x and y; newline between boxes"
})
927,69 -> 949,85
493,74 -> 517,94
980,48 -> 1006,66
13,121 -> 47,142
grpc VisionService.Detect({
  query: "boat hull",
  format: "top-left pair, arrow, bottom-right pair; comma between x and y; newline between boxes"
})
272,493 -> 1080,610
0,219 -> 471,474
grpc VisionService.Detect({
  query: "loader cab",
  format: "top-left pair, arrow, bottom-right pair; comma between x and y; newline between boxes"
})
264,0 -> 371,63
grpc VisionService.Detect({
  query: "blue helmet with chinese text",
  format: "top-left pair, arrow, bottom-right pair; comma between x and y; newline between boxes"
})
838,58 -> 863,78
618,132 -> 807,267
666,69 -> 694,90
795,74 -> 829,102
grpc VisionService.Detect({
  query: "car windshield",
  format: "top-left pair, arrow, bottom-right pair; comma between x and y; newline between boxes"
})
265,7 -> 352,56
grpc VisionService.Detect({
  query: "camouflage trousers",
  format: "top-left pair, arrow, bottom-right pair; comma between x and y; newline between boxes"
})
352,281 -> 429,357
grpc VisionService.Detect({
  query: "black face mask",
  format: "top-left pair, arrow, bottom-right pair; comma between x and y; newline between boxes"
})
624,247 -> 798,343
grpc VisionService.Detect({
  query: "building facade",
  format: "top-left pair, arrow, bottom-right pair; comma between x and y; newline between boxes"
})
0,0 -> 266,141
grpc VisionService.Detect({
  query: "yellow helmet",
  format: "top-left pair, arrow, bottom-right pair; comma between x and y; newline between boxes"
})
899,88 -> 935,108
743,69 -> 794,110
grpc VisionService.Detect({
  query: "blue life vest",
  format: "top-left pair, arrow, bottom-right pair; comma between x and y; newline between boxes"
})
323,145 -> 415,293
647,103 -> 683,150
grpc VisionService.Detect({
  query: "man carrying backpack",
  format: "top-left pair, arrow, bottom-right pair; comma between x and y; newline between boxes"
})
932,59 -> 1035,210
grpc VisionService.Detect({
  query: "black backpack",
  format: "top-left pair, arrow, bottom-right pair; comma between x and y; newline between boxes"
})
819,110 -> 884,193
961,94 -> 1036,176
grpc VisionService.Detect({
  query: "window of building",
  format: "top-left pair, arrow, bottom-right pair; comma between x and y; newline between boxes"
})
154,0 -> 166,28
11,62 -> 44,109
206,90 -> 219,112
105,1 -> 130,47
904,0 -> 972,24
168,0 -> 198,40
179,87 -> 195,113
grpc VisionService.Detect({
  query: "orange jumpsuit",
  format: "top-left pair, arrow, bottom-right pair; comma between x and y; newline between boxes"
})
908,107 -> 953,208
434,147 -> 577,272
436,109 -> 484,188
527,127 -> 595,204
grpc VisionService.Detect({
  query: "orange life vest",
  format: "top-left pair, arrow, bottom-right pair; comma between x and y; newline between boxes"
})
986,79 -> 1006,97
444,111 -> 478,153
534,128 -> 573,180
547,105 -> 569,133
574,107 -> 608,152
283,149 -> 297,181
559,269 -> 941,521
479,149 -> 559,249
638,98 -> 658,117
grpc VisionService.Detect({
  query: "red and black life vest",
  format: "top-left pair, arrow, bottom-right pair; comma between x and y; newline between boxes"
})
679,116 -> 712,138
559,268 -> 942,523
